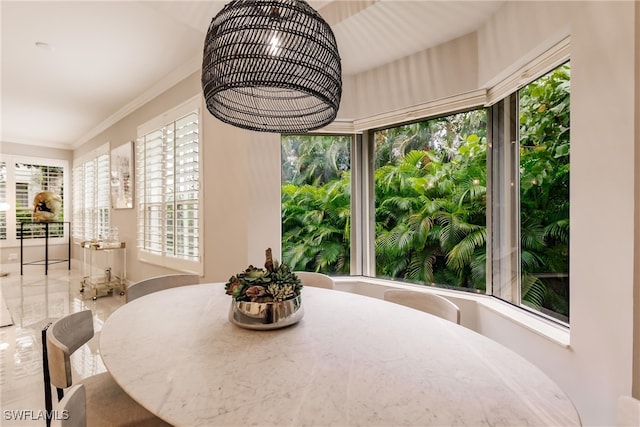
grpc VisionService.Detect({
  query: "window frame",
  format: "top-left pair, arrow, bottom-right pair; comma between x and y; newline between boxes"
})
280,133 -> 354,275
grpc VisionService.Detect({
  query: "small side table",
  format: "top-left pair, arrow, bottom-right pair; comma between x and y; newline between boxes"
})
80,241 -> 126,300
20,221 -> 71,275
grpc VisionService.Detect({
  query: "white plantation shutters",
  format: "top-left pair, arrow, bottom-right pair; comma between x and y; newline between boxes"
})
0,162 -> 6,240
136,97 -> 201,273
72,144 -> 110,242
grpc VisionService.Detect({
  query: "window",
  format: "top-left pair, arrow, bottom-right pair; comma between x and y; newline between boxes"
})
0,156 -> 68,246
72,144 -> 110,242
373,110 -> 488,290
491,62 -> 570,323
281,134 -> 352,274
136,97 -> 202,273
278,58 -> 569,325
0,162 -> 7,240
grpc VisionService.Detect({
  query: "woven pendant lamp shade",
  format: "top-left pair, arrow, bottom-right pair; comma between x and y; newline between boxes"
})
201,0 -> 342,133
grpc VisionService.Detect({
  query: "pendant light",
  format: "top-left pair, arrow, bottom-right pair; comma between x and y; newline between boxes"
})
201,0 -> 342,133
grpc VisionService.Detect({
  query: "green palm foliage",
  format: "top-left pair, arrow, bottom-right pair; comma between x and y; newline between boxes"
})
374,111 -> 488,290
518,63 -> 570,317
281,136 -> 351,274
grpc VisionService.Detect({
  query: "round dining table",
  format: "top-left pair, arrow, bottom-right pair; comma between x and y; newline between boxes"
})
99,284 -> 580,426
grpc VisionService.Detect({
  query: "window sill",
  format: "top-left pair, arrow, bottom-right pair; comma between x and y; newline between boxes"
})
473,295 -> 570,347
138,251 -> 202,275
332,275 -> 570,348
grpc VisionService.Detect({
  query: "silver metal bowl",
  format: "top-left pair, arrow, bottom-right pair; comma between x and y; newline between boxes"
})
228,295 -> 304,330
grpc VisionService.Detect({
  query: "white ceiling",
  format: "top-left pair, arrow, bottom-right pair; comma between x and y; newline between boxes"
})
0,0 -> 503,149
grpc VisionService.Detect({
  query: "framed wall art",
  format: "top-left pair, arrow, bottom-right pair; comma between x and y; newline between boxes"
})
111,141 -> 134,209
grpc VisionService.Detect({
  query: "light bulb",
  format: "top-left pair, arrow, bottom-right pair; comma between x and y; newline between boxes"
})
268,32 -> 281,56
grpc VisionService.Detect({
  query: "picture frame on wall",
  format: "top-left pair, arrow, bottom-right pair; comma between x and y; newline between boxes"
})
111,141 -> 134,209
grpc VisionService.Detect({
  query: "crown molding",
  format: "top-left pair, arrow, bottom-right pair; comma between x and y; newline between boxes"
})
353,89 -> 487,132
71,53 -> 202,150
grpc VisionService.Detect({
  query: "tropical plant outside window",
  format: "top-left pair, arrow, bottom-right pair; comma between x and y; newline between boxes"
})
517,63 -> 570,321
374,111 -> 488,290
281,135 -> 351,274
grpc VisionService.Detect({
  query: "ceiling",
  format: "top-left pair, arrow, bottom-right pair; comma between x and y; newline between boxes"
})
0,0 -> 503,150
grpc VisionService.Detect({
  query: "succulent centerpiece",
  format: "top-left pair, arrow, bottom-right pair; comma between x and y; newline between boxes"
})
225,248 -> 304,330
225,248 -> 302,302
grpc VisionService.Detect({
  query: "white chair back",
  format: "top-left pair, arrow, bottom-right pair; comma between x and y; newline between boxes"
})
47,311 -> 94,389
294,271 -> 335,289
384,289 -> 460,324
126,273 -> 200,302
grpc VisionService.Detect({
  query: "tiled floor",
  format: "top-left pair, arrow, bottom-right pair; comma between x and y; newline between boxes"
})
0,262 -> 124,426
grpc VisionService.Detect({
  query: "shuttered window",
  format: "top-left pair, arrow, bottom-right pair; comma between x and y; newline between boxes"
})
0,156 -> 68,246
136,97 -> 201,273
0,162 -> 7,240
72,144 -> 110,242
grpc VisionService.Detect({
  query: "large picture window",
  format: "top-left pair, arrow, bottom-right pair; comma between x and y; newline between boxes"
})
281,134 -> 351,274
136,97 -> 201,273
373,110 -> 488,290
491,62 -> 571,323
279,61 -> 569,324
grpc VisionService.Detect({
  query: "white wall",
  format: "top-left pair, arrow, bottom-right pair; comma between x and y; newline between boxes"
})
74,72 -> 283,283
568,2 -> 637,423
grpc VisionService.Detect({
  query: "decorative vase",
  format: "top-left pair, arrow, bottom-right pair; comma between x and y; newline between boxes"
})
229,295 -> 304,330
33,191 -> 62,222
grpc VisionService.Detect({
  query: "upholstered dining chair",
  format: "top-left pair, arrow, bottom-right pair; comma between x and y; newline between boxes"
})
51,384 -> 86,427
126,273 -> 200,302
383,289 -> 461,324
43,310 -> 171,427
294,271 -> 335,289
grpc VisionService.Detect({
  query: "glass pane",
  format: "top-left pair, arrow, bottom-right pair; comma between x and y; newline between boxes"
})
281,134 -> 351,274
373,110 -> 487,291
518,62 -> 570,322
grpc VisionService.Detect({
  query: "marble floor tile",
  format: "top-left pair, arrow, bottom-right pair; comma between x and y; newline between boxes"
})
0,262 -> 124,426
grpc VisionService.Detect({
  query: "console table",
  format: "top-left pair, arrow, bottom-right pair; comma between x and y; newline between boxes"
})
20,221 -> 71,275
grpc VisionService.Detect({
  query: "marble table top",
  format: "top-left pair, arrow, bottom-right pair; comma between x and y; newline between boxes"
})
99,284 -> 580,426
